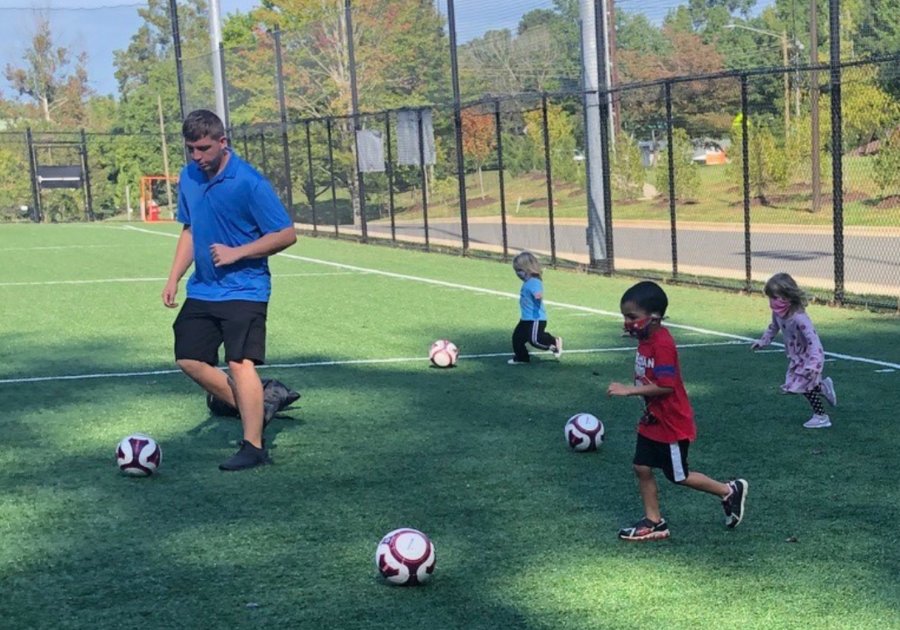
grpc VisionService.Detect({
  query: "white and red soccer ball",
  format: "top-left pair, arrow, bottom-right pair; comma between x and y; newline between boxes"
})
375,528 -> 436,586
565,413 -> 605,452
429,340 -> 459,368
116,434 -> 162,476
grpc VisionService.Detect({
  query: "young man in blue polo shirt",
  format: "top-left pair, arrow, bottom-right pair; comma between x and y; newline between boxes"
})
162,109 -> 297,471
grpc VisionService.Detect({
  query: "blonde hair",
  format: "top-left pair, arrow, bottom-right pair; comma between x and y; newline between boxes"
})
512,251 -> 542,279
764,273 -> 808,309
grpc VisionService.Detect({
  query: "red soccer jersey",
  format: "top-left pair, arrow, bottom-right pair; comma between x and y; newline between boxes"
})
633,327 -> 696,443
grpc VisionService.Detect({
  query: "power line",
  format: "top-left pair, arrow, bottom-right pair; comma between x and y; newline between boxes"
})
0,3 -> 142,11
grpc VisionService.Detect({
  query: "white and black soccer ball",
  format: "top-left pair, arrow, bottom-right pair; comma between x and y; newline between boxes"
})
375,528 -> 436,586
565,413 -> 605,452
429,340 -> 459,368
116,434 -> 162,476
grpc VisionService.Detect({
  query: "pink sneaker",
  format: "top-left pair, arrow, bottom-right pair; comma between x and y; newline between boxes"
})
820,377 -> 837,407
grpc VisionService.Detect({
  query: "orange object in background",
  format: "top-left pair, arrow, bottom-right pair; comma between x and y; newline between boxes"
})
139,175 -> 178,222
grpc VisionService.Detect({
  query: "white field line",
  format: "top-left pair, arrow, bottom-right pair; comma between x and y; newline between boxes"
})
1,244 -> 124,252
0,272 -> 359,288
124,226 -> 900,371
0,341 -> 746,386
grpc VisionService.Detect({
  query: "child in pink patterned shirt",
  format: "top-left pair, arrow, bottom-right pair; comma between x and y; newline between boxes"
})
751,273 -> 837,429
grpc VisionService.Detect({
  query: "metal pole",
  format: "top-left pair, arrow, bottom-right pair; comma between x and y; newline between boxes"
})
810,0 -> 821,213
741,75 -> 752,293
541,94 -> 557,266
447,0 -> 470,254
305,120 -> 317,233
829,0 -> 844,303
418,109 -> 430,251
494,99 -> 509,261
217,42 -> 230,132
664,81 -> 678,278
344,0 -> 367,240
167,0 -> 188,157
782,30 -> 790,136
582,0 -> 608,268
241,125 -> 249,156
384,111 -> 397,242
326,118 -> 339,237
157,94 -> 175,219
259,130 -> 269,174
273,26 -> 294,214
25,128 -> 41,222
80,129 -> 94,221
207,0 -> 226,124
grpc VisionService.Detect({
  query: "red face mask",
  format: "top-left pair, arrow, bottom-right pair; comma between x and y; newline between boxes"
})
624,315 -> 654,339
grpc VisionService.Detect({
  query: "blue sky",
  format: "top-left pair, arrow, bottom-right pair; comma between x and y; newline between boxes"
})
0,0 -> 769,99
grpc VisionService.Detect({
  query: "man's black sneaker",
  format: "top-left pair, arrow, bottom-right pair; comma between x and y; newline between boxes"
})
724,479 -> 748,528
618,517 -> 670,541
219,441 -> 273,471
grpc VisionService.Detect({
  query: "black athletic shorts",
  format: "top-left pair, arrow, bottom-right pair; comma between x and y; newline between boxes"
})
173,298 -> 268,366
633,433 -> 691,483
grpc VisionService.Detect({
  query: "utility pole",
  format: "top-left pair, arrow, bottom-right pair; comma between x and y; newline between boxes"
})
781,29 -> 790,136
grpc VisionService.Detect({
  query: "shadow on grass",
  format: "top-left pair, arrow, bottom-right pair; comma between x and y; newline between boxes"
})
1,319 -> 900,628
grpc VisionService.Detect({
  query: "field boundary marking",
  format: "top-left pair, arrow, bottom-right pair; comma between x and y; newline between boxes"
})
0,341 -> 746,385
122,226 -> 900,371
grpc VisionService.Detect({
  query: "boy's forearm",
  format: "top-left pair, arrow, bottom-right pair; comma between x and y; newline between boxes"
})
627,384 -> 673,397
167,229 -> 194,282
237,227 -> 297,260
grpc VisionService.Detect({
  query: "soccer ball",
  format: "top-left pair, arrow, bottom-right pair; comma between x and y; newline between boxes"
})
565,413 -> 605,452
375,528 -> 436,586
116,434 -> 162,476
429,340 -> 459,368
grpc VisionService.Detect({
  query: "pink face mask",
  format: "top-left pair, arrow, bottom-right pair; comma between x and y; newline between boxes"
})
769,298 -> 791,317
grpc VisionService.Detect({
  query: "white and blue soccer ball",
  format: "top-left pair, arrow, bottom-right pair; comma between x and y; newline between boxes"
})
116,434 -> 162,476
429,340 -> 459,368
565,413 -> 605,452
375,528 -> 436,586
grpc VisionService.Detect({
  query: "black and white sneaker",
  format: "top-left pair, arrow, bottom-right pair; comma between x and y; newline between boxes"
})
723,479 -> 748,528
618,517 -> 670,541
219,441 -> 273,471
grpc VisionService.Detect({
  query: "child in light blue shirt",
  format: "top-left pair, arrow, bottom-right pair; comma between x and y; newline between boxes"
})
509,252 -> 562,364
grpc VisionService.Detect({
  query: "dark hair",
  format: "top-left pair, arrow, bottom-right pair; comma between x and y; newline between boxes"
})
621,281 -> 668,316
182,109 -> 225,141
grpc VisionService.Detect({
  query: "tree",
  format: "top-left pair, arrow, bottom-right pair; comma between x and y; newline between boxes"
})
4,17 -> 93,124
460,109 -> 496,199
523,102 -> 579,185
656,127 -> 700,202
612,132 -> 645,200
873,129 -> 900,193
728,117 -> 788,203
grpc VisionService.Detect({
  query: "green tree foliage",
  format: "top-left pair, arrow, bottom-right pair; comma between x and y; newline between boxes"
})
873,129 -> 900,193
4,17 -> 93,125
729,117 -> 788,202
656,127 -> 700,202
523,103 -> 579,185
611,132 -> 646,200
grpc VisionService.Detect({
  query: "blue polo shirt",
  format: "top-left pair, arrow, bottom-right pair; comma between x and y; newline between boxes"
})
177,151 -> 292,302
519,277 -> 547,320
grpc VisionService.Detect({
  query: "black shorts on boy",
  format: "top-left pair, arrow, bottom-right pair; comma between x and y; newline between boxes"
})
633,433 -> 691,483
174,298 -> 268,365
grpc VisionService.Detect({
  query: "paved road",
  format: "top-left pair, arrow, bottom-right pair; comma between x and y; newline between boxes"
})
364,220 -> 899,294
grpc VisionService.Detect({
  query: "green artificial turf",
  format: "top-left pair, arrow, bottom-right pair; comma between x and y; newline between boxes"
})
1,223 -> 898,629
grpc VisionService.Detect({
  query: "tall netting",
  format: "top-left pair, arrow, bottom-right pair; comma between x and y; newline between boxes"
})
0,132 -> 33,222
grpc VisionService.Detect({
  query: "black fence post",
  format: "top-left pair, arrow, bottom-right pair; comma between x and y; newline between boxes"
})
273,26 -> 294,216
80,129 -> 94,221
494,99 -> 509,261
384,111 -> 397,243
829,0 -> 845,304
25,127 -> 41,222
447,0 -> 470,254
741,74 -> 752,293
259,130 -> 268,174
541,93 -> 557,266
344,0 -> 367,241
418,109 -> 430,251
241,125 -> 249,157
326,118 -> 339,237
664,81 -> 678,278
305,120 -> 317,233
167,0 -> 188,163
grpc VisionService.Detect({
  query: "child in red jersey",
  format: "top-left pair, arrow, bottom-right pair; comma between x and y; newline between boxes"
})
607,281 -> 748,541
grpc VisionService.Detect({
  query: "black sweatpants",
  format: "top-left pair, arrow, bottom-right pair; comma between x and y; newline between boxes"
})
512,319 -> 556,362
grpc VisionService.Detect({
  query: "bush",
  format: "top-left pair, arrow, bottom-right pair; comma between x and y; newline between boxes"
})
655,128 -> 699,202
873,129 -> 900,192
611,132 -> 645,201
